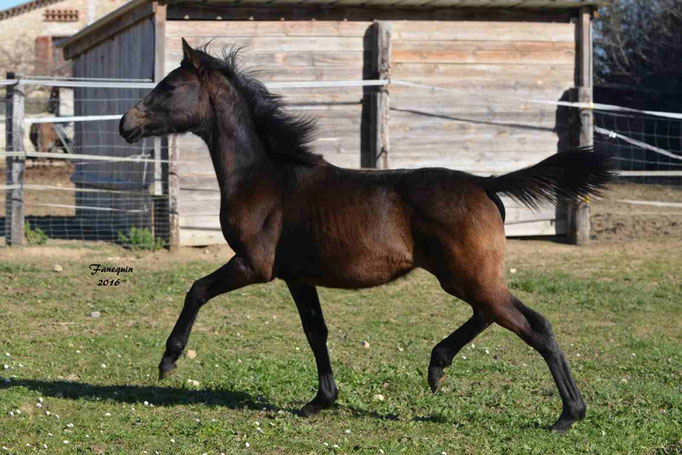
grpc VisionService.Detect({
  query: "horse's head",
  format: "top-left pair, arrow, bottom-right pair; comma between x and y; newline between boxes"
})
120,39 -> 211,143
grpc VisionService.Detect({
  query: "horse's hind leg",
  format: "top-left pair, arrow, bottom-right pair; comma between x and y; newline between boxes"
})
287,282 -> 338,417
492,293 -> 587,433
428,310 -> 491,393
159,256 -> 257,379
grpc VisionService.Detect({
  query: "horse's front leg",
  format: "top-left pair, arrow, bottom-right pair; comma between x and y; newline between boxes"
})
287,282 -> 338,416
159,255 -> 261,379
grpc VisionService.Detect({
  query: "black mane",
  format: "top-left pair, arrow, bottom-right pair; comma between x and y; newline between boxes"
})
192,46 -> 323,167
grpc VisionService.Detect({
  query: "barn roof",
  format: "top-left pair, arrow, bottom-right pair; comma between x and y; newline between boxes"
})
162,0 -> 608,7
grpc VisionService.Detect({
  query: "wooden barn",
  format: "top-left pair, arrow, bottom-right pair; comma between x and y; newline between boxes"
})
59,0 -> 605,248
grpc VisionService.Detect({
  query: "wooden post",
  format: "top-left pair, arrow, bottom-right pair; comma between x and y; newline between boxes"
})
568,6 -> 593,245
152,1 -> 175,249
361,21 -> 391,169
168,134 -> 180,251
5,73 -> 25,246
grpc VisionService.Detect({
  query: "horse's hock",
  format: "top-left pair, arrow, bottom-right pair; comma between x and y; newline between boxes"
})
55,0 -> 604,247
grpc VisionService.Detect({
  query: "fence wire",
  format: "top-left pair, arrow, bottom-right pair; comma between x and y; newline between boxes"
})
1,78 -> 681,247
1,83 -> 175,248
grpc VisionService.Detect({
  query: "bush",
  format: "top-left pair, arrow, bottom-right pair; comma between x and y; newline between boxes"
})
117,227 -> 165,251
24,221 -> 47,245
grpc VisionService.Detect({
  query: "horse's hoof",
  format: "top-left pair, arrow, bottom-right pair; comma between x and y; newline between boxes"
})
158,358 -> 177,380
300,402 -> 323,417
428,367 -> 446,393
549,417 -> 576,434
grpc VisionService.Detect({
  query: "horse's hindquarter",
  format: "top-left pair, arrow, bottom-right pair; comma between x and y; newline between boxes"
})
275,167 -> 415,288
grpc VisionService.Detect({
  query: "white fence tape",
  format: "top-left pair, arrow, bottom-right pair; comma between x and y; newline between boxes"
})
595,127 -> 682,161
0,150 -> 199,164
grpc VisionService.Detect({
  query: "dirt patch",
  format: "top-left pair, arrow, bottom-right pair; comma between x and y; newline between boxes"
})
590,183 -> 682,242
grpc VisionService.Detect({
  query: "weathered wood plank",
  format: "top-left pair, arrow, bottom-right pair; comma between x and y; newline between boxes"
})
63,1 -> 154,59
392,40 -> 575,64
567,6 -> 594,245
167,35 -> 366,52
166,20 -> 371,38
391,21 -> 575,42
5,75 -> 25,245
391,62 -> 574,84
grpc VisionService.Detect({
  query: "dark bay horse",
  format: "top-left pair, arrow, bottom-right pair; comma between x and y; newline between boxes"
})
120,39 -> 612,433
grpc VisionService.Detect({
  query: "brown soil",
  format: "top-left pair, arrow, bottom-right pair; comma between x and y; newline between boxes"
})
591,183 -> 682,242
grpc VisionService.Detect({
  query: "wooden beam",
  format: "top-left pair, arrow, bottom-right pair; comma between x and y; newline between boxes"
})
361,21 -> 391,169
567,6 -> 593,245
165,5 -> 574,23
152,2 -> 173,248
62,0 -> 154,60
168,134 -> 180,251
5,73 -> 25,246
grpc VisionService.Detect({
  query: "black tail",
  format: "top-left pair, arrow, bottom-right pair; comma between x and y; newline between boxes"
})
481,149 -> 614,210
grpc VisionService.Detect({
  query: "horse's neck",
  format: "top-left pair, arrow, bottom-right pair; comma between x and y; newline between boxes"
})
202,81 -> 270,194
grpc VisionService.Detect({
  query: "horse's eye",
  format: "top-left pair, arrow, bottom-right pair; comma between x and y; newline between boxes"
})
164,83 -> 176,92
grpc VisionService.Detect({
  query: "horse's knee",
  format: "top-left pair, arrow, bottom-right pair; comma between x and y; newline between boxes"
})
186,281 -> 209,306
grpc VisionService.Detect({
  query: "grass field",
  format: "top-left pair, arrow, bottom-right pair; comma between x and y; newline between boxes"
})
0,236 -> 680,454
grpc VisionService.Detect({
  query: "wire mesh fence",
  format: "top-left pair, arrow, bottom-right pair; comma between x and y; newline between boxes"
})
1,79 -> 172,249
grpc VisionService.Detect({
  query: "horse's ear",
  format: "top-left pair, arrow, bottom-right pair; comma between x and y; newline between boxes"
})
181,38 -> 201,70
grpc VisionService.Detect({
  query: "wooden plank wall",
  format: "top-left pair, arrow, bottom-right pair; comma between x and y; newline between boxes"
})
166,19 -> 575,244
165,20 -> 370,245
72,17 -> 156,237
388,21 -> 575,235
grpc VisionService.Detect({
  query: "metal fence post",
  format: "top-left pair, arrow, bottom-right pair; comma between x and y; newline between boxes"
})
5,72 -> 25,246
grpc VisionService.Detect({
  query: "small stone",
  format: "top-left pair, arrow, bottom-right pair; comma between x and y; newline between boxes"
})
509,268 -> 517,274
43,444 -> 48,449
187,379 -> 201,387
36,403 -> 42,408
38,397 -> 43,403
8,411 -> 13,417
62,440 -> 69,444
52,264 -> 63,273
372,394 -> 385,402
244,442 -> 250,448
104,412 -> 111,417
361,341 -> 370,349
2,364 -> 8,370
186,349 -> 197,360
170,439 -> 175,443
88,311 -> 101,318
345,429 -> 351,434
66,423 -> 73,428
143,401 -> 149,406
101,363 -> 106,368
485,349 -> 490,355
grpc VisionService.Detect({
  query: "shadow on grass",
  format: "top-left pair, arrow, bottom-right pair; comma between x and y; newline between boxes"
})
1,378 -> 280,411
1,379 -> 449,423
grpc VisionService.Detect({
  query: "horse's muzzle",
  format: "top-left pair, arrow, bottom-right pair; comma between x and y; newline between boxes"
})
119,106 -> 146,144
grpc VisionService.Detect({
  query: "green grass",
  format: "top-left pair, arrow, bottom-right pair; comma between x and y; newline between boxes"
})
0,242 -> 680,454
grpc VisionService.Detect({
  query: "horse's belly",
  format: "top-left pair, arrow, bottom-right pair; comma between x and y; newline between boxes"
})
276,240 -> 414,289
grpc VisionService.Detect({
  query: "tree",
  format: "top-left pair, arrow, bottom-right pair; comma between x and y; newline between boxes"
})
595,0 -> 682,109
